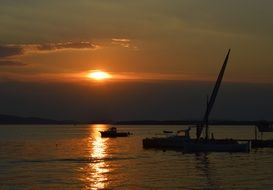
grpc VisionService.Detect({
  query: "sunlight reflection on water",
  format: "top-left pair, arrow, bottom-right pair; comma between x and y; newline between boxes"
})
82,124 -> 110,190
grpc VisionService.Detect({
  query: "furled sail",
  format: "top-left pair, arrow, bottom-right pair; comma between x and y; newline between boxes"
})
196,49 -> 231,140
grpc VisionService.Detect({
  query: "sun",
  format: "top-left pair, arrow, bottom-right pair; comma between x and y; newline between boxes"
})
87,70 -> 111,81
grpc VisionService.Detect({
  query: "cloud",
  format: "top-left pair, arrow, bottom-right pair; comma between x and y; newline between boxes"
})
0,71 -> 81,83
0,42 -> 100,67
0,42 -> 99,59
0,60 -> 26,66
112,38 -> 131,43
112,38 -> 131,48
0,45 -> 24,58
34,42 -> 99,51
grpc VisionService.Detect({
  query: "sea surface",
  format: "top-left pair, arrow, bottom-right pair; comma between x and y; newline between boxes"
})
1,124 -> 273,190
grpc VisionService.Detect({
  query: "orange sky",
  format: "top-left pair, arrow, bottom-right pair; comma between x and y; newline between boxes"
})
0,1 -> 273,84
1,1 -> 273,121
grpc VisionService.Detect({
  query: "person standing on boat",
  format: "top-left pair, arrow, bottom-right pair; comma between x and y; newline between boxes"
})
184,127 -> 191,138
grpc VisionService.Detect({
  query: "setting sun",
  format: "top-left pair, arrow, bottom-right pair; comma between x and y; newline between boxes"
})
87,70 -> 111,81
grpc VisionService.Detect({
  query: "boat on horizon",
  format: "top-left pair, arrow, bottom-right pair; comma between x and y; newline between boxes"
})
99,127 -> 132,138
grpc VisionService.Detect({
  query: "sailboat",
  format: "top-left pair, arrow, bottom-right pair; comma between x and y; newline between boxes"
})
143,49 -> 251,152
183,49 -> 251,152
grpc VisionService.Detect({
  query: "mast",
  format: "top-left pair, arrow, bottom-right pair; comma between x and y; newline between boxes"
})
205,95 -> 209,140
197,49 -> 231,140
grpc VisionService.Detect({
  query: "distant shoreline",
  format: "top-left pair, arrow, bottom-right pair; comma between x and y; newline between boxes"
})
113,120 -> 272,126
0,114 -> 272,125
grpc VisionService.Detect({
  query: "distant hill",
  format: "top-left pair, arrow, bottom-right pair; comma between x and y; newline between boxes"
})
114,120 -> 273,126
1,114 -> 272,125
0,114 -> 77,124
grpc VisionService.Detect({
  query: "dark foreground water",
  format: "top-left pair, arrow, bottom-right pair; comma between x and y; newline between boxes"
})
1,125 -> 273,190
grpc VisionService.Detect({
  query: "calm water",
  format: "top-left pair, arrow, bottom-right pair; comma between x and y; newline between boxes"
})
1,125 -> 273,190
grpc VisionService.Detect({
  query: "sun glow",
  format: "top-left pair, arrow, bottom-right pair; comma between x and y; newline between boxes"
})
87,70 -> 111,81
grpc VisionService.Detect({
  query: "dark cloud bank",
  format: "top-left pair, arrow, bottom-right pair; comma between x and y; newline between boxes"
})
0,80 -> 272,122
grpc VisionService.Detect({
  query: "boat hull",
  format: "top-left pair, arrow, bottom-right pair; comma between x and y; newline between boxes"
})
100,131 -> 130,138
184,140 -> 251,153
143,136 -> 189,149
251,140 -> 273,148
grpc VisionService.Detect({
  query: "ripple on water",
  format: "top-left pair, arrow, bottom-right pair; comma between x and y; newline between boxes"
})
1,125 -> 273,189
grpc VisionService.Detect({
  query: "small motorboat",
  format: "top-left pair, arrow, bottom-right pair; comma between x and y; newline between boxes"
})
99,127 -> 132,138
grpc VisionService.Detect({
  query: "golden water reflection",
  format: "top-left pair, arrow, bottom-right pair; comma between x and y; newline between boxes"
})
82,124 -> 110,190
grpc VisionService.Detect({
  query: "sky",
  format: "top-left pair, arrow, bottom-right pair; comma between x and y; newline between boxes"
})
0,0 -> 273,121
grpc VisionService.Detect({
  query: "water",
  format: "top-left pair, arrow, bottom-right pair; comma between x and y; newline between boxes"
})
1,124 -> 273,190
